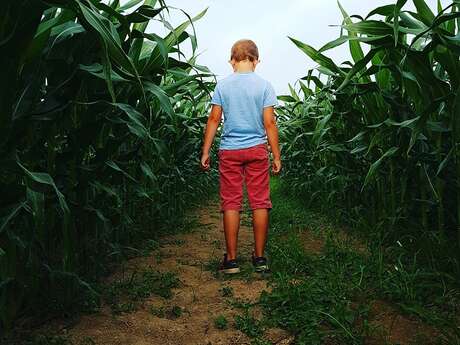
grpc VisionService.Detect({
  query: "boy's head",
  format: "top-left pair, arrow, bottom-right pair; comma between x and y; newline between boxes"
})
230,39 -> 259,62
229,39 -> 260,70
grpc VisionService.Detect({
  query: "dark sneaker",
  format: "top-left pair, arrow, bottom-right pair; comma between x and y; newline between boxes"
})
252,252 -> 270,273
218,253 -> 240,274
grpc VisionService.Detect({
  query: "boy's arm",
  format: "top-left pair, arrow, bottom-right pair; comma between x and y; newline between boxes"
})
263,106 -> 281,174
201,104 -> 223,171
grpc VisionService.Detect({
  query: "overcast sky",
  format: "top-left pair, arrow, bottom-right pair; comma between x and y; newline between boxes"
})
144,0 -> 445,94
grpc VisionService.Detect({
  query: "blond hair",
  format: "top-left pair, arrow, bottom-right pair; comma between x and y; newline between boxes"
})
230,39 -> 259,62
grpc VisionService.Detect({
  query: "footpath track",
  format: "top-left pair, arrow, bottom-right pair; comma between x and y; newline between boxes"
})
60,199 -> 292,345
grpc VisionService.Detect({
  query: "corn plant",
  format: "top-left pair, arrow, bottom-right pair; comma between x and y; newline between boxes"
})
0,0 -> 216,332
278,0 -> 460,270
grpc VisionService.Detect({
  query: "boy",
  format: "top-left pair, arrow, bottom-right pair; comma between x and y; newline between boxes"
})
200,39 -> 281,274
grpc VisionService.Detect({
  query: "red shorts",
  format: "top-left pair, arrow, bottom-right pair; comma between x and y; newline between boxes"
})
218,143 -> 272,212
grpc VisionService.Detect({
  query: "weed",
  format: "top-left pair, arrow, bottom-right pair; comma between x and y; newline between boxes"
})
174,239 -> 186,246
228,296 -> 255,311
234,311 -> 264,338
211,239 -> 221,249
149,305 -> 183,319
170,305 -> 182,319
104,268 -> 180,314
111,301 -> 136,314
149,305 -> 166,318
204,257 -> 221,276
142,239 -> 160,254
214,314 -> 228,330
220,286 -> 234,297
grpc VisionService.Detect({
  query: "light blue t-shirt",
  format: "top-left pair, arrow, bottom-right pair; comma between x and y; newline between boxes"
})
210,71 -> 278,150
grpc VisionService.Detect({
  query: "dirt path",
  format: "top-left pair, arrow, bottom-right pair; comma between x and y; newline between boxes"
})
59,199 -> 291,345
34,196 -> 441,345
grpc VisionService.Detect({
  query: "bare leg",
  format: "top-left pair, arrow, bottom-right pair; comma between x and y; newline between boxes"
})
252,209 -> 269,257
223,210 -> 240,260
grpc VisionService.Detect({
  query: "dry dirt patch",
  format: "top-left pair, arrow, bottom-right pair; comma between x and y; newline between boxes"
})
366,300 -> 438,345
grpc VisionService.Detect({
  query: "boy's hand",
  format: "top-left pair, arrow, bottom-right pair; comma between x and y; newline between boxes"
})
201,152 -> 210,171
201,105 -> 222,172
272,158 -> 281,175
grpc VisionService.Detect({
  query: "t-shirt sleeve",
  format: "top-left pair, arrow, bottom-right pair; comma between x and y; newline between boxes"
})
263,82 -> 278,108
210,83 -> 222,106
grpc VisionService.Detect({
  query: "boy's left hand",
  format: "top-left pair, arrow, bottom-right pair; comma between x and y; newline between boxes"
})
201,152 -> 210,171
272,158 -> 282,175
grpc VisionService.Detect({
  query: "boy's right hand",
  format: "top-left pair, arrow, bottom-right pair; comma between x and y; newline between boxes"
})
201,152 -> 210,171
272,158 -> 281,175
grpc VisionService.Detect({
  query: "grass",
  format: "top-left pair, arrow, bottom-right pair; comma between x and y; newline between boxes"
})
214,315 -> 229,330
9,175 -> 460,345
103,267 -> 180,314
234,310 -> 264,338
159,238 -> 186,246
149,304 -> 184,319
232,177 -> 460,345
219,285 -> 234,297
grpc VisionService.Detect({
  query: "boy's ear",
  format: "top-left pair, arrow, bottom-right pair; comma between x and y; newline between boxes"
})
229,59 -> 237,71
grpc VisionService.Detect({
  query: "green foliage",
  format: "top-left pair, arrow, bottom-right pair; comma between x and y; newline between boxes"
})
214,314 -> 228,330
279,0 -> 460,280
274,4 -> 460,344
219,285 -> 234,297
234,311 -> 264,338
0,0 -> 216,332
170,305 -> 182,318
149,304 -> 183,319
257,178 -> 460,344
263,235 -> 370,343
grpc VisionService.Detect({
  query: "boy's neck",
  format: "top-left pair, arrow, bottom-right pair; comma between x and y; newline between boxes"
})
233,60 -> 255,73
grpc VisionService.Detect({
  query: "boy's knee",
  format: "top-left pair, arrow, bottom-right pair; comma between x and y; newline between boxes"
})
248,200 -> 272,211
220,203 -> 243,213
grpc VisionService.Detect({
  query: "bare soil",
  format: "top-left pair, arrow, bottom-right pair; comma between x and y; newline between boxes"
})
365,299 -> 438,345
53,200 -> 292,345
